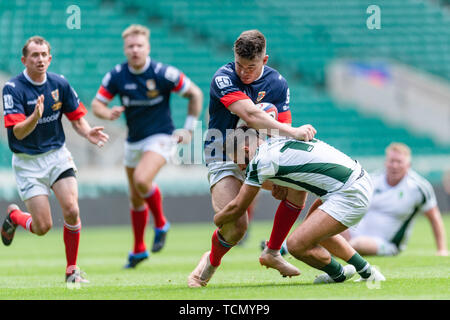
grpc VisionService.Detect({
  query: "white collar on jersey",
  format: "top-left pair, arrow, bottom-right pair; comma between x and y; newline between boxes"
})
23,69 -> 47,86
254,65 -> 265,82
128,56 -> 151,75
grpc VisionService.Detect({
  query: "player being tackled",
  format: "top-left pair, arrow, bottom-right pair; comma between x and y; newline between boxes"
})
189,127 -> 385,287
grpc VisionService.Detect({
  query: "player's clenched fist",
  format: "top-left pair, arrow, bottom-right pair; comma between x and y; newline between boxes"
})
294,124 -> 316,141
109,106 -> 125,120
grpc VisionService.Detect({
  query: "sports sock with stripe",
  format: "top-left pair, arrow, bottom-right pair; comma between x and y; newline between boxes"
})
209,229 -> 234,267
320,257 -> 346,282
347,252 -> 372,279
10,209 -> 33,233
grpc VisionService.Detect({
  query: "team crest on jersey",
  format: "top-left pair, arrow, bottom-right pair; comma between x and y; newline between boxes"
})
256,91 -> 266,103
146,79 -> 159,98
50,89 -> 62,111
51,89 -> 59,102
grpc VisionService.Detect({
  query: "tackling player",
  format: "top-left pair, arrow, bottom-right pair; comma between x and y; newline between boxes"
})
342,143 -> 448,256
188,128 -> 385,287
1,36 -> 109,283
189,30 -> 316,287
91,25 -> 203,268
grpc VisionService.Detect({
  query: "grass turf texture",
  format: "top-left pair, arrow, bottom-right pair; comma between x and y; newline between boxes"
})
0,215 -> 448,300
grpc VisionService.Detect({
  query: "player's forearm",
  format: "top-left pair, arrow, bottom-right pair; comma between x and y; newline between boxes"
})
91,98 -> 111,120
184,83 -> 203,118
214,202 -> 246,226
12,114 -> 40,140
70,117 -> 91,139
246,110 -> 295,137
426,207 -> 448,253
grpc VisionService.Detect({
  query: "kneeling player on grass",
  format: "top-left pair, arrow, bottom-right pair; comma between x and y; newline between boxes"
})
188,128 -> 385,287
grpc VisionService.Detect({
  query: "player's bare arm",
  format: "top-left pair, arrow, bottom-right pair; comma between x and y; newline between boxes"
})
173,82 -> 204,144
425,206 -> 448,256
70,117 -> 110,147
214,184 -> 260,227
91,98 -> 125,121
228,99 -> 316,141
12,94 -> 44,140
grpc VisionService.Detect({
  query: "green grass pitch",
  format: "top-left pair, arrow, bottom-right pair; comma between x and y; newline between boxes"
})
0,215 -> 449,300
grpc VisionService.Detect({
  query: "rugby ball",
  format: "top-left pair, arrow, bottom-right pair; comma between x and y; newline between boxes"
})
236,102 -> 278,128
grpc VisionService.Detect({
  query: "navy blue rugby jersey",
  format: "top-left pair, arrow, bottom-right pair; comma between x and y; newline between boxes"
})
95,57 -> 190,142
204,62 -> 292,163
2,71 -> 87,155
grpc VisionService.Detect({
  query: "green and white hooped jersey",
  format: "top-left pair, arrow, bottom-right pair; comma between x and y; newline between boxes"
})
353,169 -> 437,250
244,137 -> 362,198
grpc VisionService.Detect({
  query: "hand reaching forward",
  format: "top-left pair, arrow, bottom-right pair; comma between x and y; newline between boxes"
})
87,126 -> 109,148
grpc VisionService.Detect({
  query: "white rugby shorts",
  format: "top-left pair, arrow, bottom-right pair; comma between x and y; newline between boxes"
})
207,161 -> 245,188
319,169 -> 374,228
12,145 -> 77,201
124,133 -> 177,168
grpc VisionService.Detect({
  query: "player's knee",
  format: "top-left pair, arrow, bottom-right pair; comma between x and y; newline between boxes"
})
33,221 -> 52,236
62,202 -> 80,224
286,236 -> 308,257
133,175 -> 152,196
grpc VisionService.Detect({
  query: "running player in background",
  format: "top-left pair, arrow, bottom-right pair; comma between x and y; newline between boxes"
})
188,128 -> 385,287
1,36 -> 109,283
190,30 -> 316,287
92,25 -> 203,268
342,142 -> 448,256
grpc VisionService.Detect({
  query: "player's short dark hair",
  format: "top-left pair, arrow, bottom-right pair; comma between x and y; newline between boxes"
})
22,36 -> 51,57
234,30 -> 266,60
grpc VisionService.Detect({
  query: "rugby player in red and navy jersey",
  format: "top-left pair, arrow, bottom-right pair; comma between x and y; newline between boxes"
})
1,36 -> 109,283
188,30 -> 316,287
91,25 -> 203,268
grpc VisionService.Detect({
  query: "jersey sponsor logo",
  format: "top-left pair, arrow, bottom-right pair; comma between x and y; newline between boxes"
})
27,99 -> 37,105
3,94 -> 13,110
52,102 -> 62,111
215,76 -> 232,89
256,91 -> 266,103
38,111 -> 60,124
164,66 -> 180,83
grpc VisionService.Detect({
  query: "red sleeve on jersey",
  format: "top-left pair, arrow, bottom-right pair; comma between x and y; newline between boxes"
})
97,85 -> 115,101
65,102 -> 88,121
4,113 -> 26,128
172,73 -> 185,92
220,91 -> 250,108
278,110 -> 292,125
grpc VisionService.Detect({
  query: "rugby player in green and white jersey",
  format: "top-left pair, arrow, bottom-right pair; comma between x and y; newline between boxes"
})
342,143 -> 448,257
191,127 -> 386,285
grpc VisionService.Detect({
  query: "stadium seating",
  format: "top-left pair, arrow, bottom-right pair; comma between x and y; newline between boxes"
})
0,0 -> 449,170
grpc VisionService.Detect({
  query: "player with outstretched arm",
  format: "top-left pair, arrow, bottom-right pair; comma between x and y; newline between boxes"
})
1,36 -> 109,283
188,30 -> 317,287
189,127 -> 385,286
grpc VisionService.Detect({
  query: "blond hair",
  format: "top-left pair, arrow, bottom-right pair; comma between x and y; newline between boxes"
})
122,24 -> 150,40
385,142 -> 412,162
